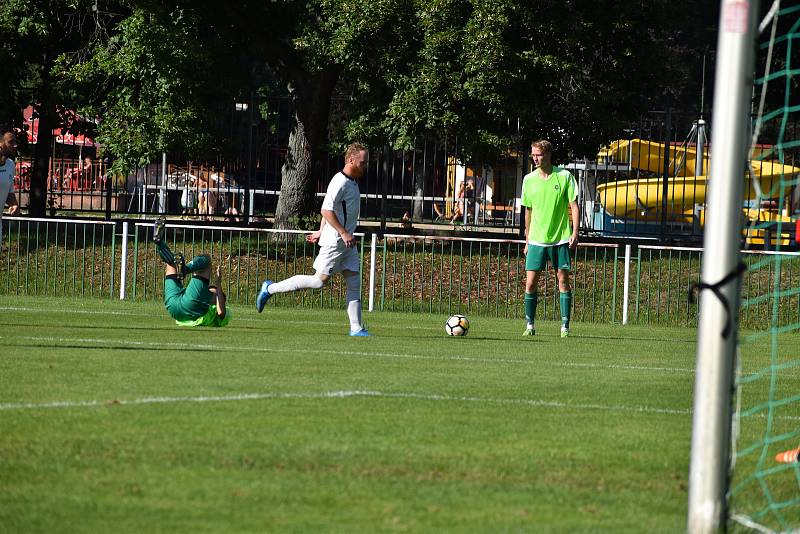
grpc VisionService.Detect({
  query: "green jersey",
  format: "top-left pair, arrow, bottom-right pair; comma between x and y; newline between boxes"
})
520,166 -> 577,245
175,304 -> 231,327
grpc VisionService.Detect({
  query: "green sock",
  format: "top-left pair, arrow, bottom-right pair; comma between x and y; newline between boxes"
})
524,292 -> 538,328
155,241 -> 175,265
560,291 -> 572,328
185,255 -> 210,272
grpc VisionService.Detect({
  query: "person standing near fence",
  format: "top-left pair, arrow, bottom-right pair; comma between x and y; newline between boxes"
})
255,142 -> 370,337
521,139 -> 579,338
0,125 -> 20,247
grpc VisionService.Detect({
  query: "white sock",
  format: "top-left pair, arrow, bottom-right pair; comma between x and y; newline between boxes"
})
345,275 -> 363,332
268,274 -> 324,294
347,299 -> 363,332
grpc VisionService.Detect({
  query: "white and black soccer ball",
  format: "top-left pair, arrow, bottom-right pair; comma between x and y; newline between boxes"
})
445,314 -> 470,336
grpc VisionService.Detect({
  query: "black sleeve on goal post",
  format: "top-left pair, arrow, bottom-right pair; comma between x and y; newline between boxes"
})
689,261 -> 748,340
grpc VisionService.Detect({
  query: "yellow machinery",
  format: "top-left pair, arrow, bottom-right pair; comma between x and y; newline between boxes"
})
594,139 -> 800,244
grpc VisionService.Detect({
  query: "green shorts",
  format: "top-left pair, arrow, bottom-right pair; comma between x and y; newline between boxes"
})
164,275 -> 212,321
526,243 -> 572,272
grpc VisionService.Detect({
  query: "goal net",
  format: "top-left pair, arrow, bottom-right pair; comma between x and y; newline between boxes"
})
728,2 -> 800,531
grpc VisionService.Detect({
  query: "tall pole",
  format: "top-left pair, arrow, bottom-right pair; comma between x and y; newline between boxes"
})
660,106 -> 672,243
687,1 -> 758,532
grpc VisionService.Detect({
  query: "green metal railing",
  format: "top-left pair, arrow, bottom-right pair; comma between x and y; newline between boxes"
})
2,218 -> 798,330
2,218 -> 118,299
375,235 -> 621,322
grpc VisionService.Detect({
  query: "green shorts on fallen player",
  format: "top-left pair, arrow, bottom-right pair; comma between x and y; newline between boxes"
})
164,275 -> 230,327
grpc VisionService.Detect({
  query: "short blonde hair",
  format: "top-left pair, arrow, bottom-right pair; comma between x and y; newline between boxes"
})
345,142 -> 368,162
531,139 -> 553,155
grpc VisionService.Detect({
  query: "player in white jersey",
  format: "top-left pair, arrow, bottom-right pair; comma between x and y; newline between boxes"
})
0,125 -> 20,247
256,142 -> 370,336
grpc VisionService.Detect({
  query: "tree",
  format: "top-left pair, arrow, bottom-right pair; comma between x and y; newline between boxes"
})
60,0 -> 417,227
59,0 -> 720,224
0,0 -> 119,216
347,0 -> 721,161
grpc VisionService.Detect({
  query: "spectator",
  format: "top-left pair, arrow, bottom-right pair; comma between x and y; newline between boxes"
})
401,211 -> 412,229
0,125 -> 20,246
224,193 -> 240,222
197,173 -> 217,219
451,182 -> 465,223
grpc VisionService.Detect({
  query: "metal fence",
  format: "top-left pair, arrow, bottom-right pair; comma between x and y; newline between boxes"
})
3,218 -> 799,330
17,107 -> 798,245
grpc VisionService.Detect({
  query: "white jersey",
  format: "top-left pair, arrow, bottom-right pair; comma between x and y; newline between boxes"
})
0,158 -> 14,213
0,158 -> 14,243
319,171 -> 361,248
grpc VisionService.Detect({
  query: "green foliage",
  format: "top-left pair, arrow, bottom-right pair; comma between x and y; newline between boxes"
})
0,0 -> 99,124
3,0 -> 722,213
287,213 -> 323,231
341,0 -> 720,161
56,7 -> 214,172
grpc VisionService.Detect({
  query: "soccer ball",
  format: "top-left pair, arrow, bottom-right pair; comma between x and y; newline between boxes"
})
445,314 -> 470,336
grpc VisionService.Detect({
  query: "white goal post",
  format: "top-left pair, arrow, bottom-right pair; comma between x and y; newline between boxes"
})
687,0 -> 760,532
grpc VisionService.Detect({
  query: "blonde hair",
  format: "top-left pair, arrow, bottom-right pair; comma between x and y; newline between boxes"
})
345,142 -> 368,162
531,139 -> 553,155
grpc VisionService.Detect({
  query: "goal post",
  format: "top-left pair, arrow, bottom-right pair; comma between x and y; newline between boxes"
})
687,0 -> 760,532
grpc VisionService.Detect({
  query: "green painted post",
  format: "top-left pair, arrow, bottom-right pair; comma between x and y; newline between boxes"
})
429,239 -> 436,314
34,221 -> 41,295
23,221 -> 30,294
611,246 -> 619,323
132,224 -> 139,300
89,224 -> 97,297
72,223 -> 78,295
380,237 -> 387,311
411,240 -> 417,313
666,250 -> 674,325
110,224 -> 116,299
635,247 -> 642,323
81,224 -> 87,297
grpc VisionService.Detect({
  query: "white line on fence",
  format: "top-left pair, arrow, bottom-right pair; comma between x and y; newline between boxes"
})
6,217 -> 115,225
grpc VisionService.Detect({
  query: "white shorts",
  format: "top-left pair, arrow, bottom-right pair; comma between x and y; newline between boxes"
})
313,245 -> 361,276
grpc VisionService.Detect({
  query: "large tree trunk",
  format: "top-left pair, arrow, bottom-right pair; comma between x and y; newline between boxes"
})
273,68 -> 339,229
274,118 -> 315,229
29,101 -> 54,217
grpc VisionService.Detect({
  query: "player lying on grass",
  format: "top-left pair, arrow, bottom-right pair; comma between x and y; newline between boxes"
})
153,218 -> 230,327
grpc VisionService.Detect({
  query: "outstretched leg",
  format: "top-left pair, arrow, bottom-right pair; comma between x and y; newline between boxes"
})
153,218 -> 176,265
256,272 -> 328,312
153,219 -> 210,279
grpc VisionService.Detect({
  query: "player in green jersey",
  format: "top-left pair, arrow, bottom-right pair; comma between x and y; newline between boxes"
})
520,139 -> 579,338
153,218 -> 231,327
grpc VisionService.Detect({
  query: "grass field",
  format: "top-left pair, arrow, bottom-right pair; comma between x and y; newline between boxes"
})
0,295 -> 702,532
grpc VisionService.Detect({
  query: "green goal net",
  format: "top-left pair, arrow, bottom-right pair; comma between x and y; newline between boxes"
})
728,2 -> 800,532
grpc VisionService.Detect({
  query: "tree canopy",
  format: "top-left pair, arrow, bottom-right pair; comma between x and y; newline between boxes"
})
2,0 -> 720,220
